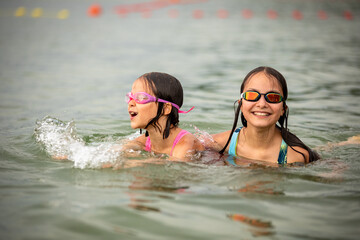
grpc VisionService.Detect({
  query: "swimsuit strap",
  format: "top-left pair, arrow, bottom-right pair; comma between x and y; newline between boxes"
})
145,136 -> 151,152
170,130 -> 190,156
228,127 -> 242,156
227,127 -> 288,165
226,156 -> 237,166
277,139 -> 288,164
144,130 -> 190,156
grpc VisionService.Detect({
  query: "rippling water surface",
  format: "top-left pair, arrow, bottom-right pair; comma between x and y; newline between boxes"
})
1,0 -> 360,239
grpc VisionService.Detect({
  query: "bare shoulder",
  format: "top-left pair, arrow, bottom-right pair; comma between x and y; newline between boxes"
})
208,130 -> 232,151
179,133 -> 205,151
122,134 -> 146,151
134,134 -> 146,144
171,132 -> 205,160
287,146 -> 310,164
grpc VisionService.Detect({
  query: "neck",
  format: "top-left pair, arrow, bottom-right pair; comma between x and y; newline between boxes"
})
145,124 -> 178,153
242,125 -> 280,148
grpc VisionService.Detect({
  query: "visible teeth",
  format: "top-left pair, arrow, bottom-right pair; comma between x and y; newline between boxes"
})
254,112 -> 269,116
129,112 -> 137,117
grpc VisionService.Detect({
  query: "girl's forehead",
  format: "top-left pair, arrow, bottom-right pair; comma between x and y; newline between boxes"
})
132,78 -> 153,94
244,72 -> 283,93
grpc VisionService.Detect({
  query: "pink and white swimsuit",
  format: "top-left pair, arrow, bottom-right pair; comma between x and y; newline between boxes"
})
144,130 -> 190,156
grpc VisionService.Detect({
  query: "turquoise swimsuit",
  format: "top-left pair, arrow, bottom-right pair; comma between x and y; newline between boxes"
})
227,127 -> 288,165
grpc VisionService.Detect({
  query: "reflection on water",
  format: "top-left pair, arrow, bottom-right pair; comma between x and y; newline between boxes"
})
228,213 -> 274,237
1,0 -> 360,239
237,180 -> 284,195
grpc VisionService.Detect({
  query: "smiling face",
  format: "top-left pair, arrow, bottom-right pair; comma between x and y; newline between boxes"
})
128,78 -> 159,129
240,72 -> 285,129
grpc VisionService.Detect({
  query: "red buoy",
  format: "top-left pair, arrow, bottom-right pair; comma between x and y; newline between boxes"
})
318,10 -> 328,20
193,10 -> 203,19
168,9 -> 179,18
344,10 -> 353,20
242,9 -> 253,19
292,10 -> 303,20
217,9 -> 229,19
267,9 -> 278,19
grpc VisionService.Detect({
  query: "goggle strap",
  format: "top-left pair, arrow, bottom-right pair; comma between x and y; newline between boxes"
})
178,106 -> 194,114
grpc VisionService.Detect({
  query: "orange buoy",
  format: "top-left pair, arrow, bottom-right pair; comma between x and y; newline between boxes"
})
116,7 -> 128,17
88,4 -> 102,17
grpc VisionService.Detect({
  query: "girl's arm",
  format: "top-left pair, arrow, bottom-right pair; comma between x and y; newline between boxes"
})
111,134 -> 146,156
315,134 -> 360,152
331,135 -> 360,146
101,135 -> 146,168
52,134 -> 146,161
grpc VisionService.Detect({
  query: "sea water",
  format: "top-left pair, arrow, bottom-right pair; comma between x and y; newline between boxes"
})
1,0 -> 360,239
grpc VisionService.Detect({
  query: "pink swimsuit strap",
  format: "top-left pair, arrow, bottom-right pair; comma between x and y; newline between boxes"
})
170,130 -> 189,156
144,130 -> 190,156
145,136 -> 152,152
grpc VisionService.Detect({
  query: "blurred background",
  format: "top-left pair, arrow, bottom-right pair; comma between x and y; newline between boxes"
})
1,0 -> 360,239
1,0 -> 359,137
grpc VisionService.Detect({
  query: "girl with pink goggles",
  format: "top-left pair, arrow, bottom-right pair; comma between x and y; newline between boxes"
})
126,92 -> 194,114
122,72 -> 204,161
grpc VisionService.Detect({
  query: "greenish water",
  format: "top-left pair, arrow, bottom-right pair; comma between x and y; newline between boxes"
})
1,0 -> 360,239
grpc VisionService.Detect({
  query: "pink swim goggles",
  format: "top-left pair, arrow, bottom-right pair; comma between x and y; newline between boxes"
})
126,92 -> 194,114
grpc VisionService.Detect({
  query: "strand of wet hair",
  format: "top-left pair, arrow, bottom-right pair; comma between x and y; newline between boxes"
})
219,100 -> 242,154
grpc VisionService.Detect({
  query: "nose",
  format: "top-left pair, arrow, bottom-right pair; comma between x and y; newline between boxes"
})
128,98 -> 136,107
256,94 -> 267,107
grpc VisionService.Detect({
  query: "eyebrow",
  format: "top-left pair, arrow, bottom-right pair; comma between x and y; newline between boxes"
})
245,88 -> 281,94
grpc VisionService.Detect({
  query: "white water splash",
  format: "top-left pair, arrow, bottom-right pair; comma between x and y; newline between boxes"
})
194,126 -> 214,145
34,117 -> 220,168
34,116 -> 130,169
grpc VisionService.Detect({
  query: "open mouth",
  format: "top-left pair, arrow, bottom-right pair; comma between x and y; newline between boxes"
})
129,111 -> 138,118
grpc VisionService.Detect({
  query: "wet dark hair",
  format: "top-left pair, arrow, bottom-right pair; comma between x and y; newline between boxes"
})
219,66 -> 320,162
140,72 -> 183,139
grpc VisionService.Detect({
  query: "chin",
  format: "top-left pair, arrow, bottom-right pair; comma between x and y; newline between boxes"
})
130,122 -> 139,129
247,119 -> 275,128
131,122 -> 147,130
254,122 -> 278,129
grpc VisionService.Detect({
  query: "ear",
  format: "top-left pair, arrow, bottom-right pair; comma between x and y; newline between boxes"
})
282,104 -> 288,116
162,102 -> 172,115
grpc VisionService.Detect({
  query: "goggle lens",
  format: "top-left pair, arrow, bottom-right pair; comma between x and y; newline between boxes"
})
244,91 -> 260,101
266,93 -> 282,103
126,92 -> 152,104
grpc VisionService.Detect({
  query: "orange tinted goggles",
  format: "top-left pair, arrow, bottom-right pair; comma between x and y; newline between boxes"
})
241,91 -> 283,103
